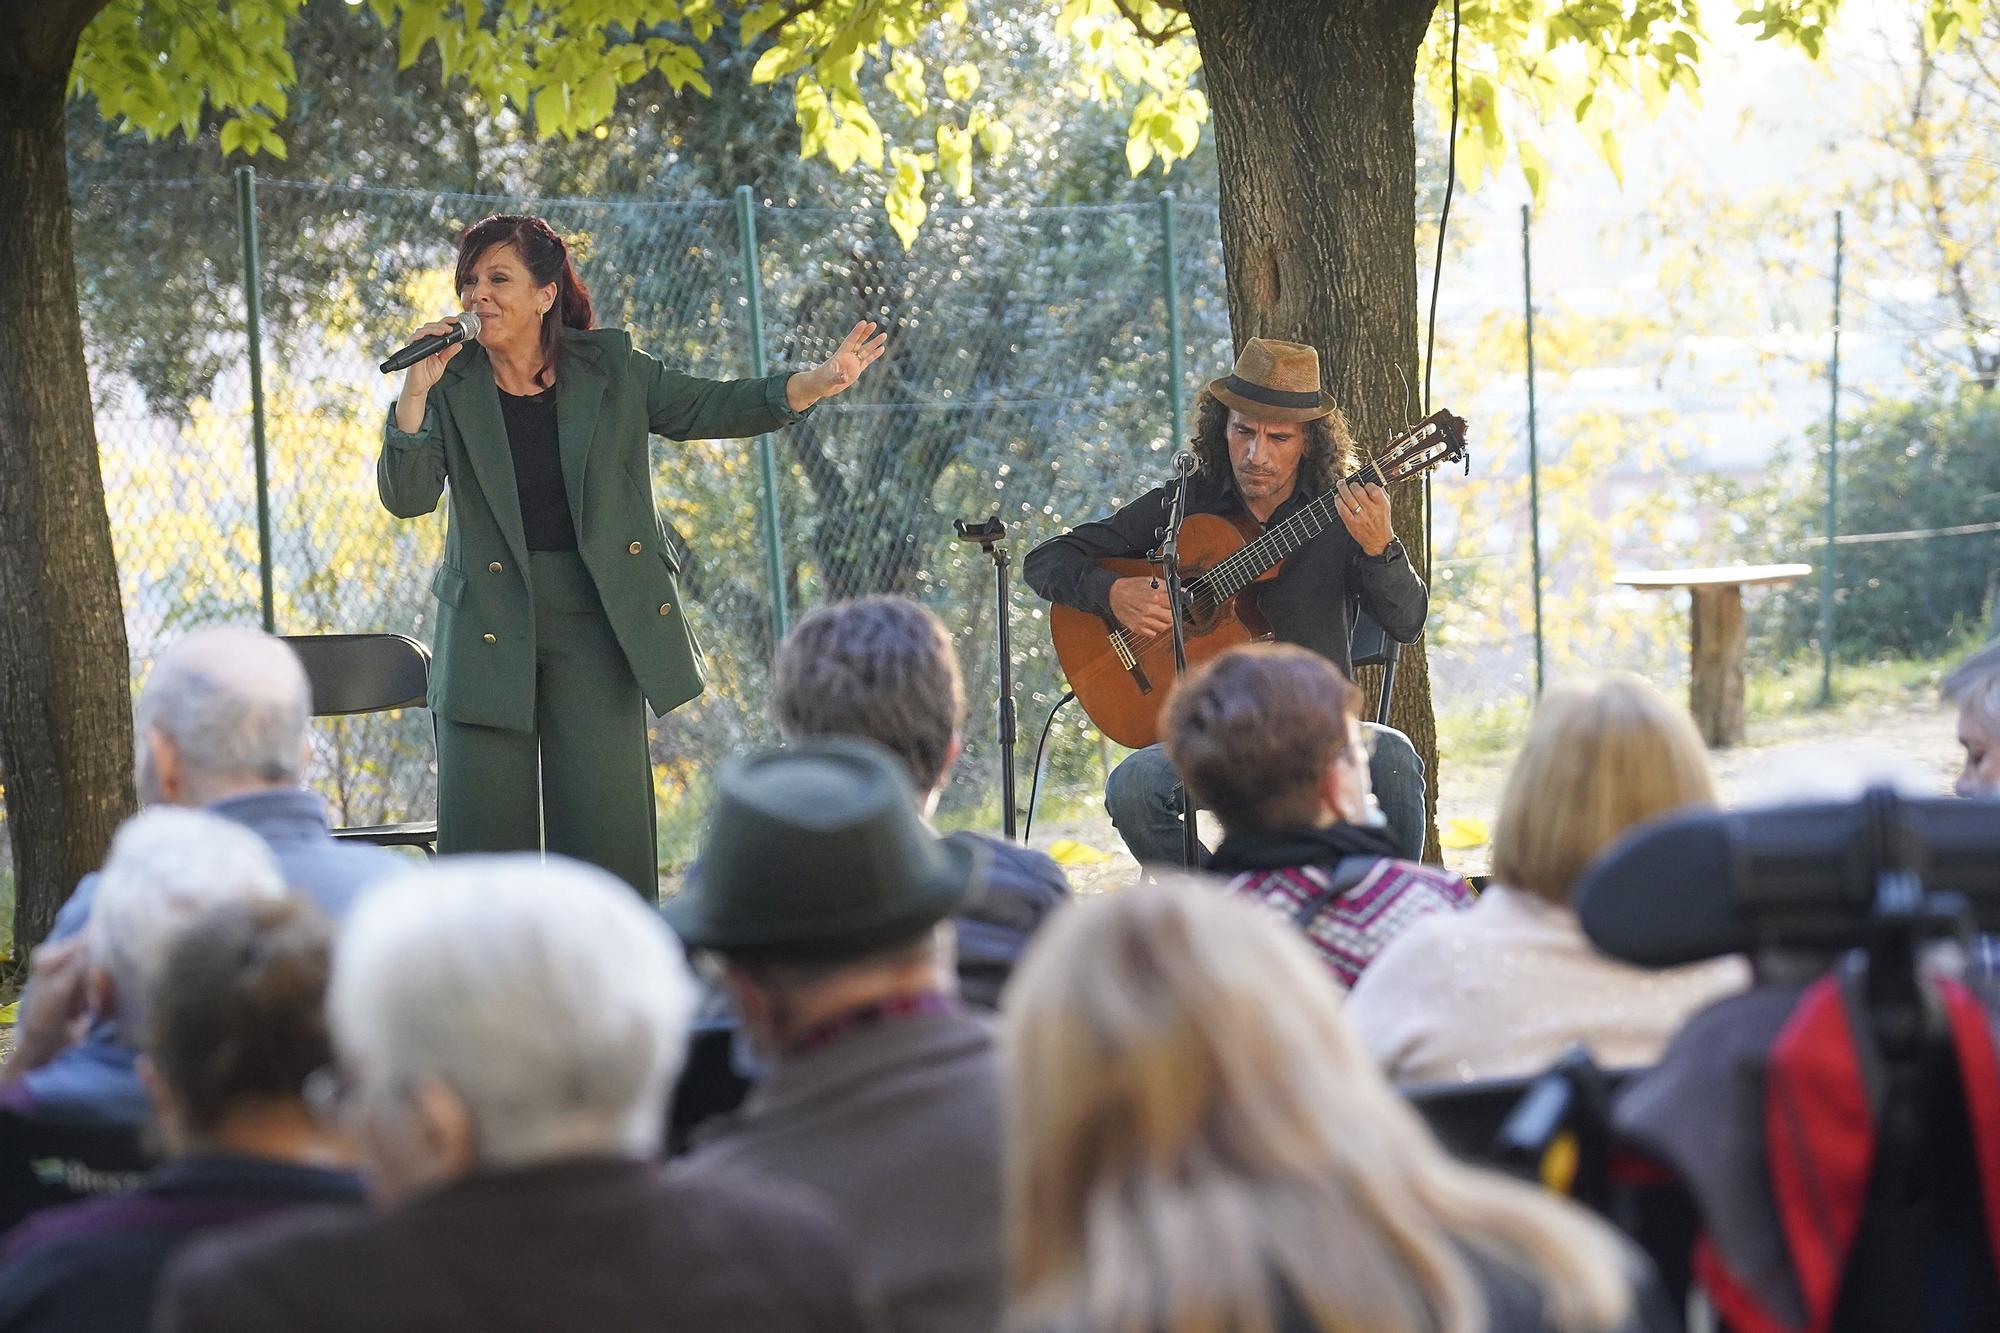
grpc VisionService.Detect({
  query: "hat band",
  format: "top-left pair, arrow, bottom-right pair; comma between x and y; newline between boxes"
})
1220,374 -> 1322,410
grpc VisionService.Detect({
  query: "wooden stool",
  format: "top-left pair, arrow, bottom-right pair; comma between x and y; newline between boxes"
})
1614,564 -> 1812,747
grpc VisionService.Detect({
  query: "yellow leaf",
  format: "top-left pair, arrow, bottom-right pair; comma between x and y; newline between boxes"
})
942,62 -> 981,100
1438,815 -> 1489,850
1047,838 -> 1112,866
0,1001 -> 16,1024
750,44 -> 792,85
937,122 -> 973,198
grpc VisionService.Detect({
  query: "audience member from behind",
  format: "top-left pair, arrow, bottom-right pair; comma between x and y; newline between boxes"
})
153,858 -> 879,1333
1347,675 -> 1748,1084
675,740 -> 1002,1333
1166,643 -> 1473,990
773,597 -> 1070,1008
1942,638 -> 2000,798
0,809 -> 287,1131
46,627 -> 400,952
0,899 -> 361,1332
1001,883 -> 1674,1333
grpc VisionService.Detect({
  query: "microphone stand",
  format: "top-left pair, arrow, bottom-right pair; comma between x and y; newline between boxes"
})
1155,452 -> 1200,870
954,515 -> 1019,840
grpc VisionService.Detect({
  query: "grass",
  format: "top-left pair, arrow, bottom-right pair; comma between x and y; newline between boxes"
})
1744,652 -> 1955,723
1435,644 -> 1968,764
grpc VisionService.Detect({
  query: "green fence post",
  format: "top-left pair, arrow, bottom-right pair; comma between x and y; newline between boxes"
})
1521,204 -> 1545,698
235,164 -> 275,632
735,184 -> 789,645
1819,210 -> 1843,706
1159,192 -> 1184,452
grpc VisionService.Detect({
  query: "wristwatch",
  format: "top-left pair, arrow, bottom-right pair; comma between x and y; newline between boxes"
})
1362,538 -> 1405,564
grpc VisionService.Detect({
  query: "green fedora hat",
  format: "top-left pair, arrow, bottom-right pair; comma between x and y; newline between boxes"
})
664,737 -> 984,958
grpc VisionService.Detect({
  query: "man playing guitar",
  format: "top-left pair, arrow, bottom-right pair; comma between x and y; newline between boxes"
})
1024,338 -> 1430,865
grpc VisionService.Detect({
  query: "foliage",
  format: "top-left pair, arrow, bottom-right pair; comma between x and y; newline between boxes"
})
1750,389 -> 2000,661
71,0 -> 1992,239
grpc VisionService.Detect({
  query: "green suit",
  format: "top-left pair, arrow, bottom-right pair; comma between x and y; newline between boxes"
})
378,326 -> 802,895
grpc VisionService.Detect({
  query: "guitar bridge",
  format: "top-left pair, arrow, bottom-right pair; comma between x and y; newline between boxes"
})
1109,628 -> 1154,695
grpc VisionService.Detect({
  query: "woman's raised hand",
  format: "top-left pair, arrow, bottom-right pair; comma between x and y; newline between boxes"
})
787,319 -> 888,411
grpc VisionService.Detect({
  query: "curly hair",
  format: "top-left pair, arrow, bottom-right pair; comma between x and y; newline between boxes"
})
1189,391 -> 1358,501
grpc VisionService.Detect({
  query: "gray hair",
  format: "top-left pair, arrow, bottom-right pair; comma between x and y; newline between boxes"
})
90,808 -> 288,1040
1942,639 -> 2000,732
329,856 -> 698,1167
135,627 -> 311,804
771,597 -> 965,793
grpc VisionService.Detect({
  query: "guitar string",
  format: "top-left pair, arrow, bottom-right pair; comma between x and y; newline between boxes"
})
1106,429 -> 1449,661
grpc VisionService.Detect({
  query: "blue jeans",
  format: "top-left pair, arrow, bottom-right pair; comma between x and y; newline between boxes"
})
1106,723 -> 1428,867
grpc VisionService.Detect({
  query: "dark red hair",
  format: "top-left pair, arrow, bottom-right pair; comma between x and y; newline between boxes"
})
454,214 -> 594,389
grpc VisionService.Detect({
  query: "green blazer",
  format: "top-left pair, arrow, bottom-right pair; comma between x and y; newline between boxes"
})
378,326 -> 802,732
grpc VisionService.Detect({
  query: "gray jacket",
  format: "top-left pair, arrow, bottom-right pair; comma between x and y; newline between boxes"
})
691,1008 -> 1004,1333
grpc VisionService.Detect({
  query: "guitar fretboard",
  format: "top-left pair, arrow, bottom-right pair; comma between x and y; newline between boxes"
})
1189,455 -> 1393,607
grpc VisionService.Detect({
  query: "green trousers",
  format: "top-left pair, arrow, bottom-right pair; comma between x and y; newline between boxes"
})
435,549 -> 659,899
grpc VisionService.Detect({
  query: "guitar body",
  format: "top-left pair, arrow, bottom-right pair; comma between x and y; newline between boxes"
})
1048,511 -> 1277,750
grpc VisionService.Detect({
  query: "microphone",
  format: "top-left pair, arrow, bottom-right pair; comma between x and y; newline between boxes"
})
379,311 -> 481,375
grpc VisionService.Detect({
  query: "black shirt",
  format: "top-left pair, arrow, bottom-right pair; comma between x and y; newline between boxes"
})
498,385 -> 577,551
1022,470 -> 1428,677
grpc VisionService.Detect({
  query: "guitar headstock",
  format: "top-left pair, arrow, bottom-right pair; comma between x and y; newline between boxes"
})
1365,409 -> 1471,487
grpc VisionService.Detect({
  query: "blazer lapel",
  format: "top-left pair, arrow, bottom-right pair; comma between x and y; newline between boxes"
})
555,336 -> 607,537
440,346 -> 531,578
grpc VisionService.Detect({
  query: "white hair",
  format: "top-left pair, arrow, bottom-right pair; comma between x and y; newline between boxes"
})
89,808 -> 288,1040
1943,639 -> 2000,734
135,627 -> 311,804
329,856 -> 698,1167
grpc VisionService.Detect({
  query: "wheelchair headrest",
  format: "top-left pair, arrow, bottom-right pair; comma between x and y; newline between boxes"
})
1576,789 -> 2000,967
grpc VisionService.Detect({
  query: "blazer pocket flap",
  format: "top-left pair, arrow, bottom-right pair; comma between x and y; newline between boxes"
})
430,563 -> 468,607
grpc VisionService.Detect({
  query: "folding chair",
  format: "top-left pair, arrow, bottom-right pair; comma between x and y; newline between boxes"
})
281,633 -> 437,854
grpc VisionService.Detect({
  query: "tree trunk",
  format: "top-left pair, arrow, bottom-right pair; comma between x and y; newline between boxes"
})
0,0 -> 135,950
1184,0 -> 1445,857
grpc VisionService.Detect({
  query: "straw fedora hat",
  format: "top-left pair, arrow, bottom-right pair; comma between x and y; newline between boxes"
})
663,738 -> 983,959
1206,338 -> 1340,423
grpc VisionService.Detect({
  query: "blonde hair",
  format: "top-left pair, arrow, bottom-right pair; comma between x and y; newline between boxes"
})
1490,674 -> 1716,907
1002,881 -> 1636,1333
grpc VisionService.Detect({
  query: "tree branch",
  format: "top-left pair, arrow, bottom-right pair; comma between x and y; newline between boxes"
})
1108,0 -> 1194,46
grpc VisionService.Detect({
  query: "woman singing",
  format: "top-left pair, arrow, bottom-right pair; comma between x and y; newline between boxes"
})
379,213 -> 884,897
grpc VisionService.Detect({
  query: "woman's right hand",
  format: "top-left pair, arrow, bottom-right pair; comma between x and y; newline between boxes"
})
394,319 -> 465,428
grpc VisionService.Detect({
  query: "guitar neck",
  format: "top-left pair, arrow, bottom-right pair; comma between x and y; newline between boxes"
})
1195,457 -> 1402,604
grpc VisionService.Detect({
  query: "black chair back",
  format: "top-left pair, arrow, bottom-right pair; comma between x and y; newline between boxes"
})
1348,610 -> 1399,727
280,633 -> 436,852
281,633 -> 429,716
0,1109 -> 154,1235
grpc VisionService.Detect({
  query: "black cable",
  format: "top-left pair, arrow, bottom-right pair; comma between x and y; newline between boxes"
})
1022,690 -> 1077,844
1421,0 -> 1462,583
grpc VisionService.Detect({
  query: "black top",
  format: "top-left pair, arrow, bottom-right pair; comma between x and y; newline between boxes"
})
0,1154 -> 363,1333
498,384 -> 577,551
1022,470 -> 1428,677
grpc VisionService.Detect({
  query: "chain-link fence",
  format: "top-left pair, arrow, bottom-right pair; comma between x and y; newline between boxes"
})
55,172 -> 2000,877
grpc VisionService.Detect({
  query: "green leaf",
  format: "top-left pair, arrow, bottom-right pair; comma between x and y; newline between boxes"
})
885,146 -> 929,249
942,62 -> 980,100
750,44 -> 792,85
1518,138 -> 1549,202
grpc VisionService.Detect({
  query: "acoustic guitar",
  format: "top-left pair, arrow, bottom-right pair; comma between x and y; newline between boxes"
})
1048,409 -> 1470,749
